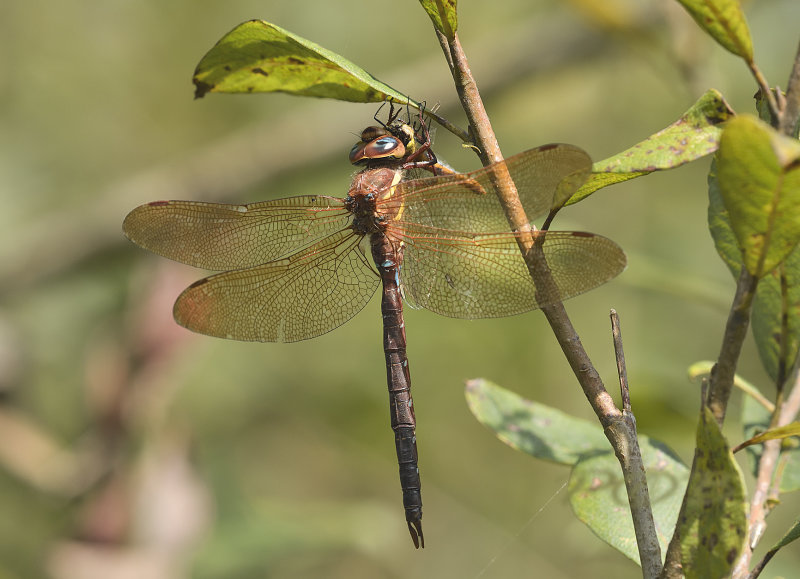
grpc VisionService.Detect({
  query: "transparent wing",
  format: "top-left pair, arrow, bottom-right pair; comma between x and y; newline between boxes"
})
123,196 -> 350,270
387,144 -> 592,232
394,226 -> 626,318
173,230 -> 379,342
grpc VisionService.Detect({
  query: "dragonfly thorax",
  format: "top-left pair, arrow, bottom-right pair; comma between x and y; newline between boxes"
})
346,167 -> 404,236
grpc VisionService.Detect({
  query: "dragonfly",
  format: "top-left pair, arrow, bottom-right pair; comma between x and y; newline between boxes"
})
122,108 -> 626,548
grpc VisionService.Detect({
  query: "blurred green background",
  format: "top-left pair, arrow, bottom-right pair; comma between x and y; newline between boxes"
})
2,0 -> 799,577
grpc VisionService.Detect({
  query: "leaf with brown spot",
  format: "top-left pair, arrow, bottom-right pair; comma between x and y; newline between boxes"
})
568,89 -> 734,204
678,406 -> 747,578
674,0 -> 753,60
193,20 -> 418,106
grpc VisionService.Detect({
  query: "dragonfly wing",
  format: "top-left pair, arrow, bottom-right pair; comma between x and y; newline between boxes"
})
174,230 -> 379,342
123,196 -> 350,270
397,227 -> 626,318
392,144 -> 592,232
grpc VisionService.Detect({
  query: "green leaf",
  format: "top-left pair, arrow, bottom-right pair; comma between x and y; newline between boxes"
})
465,379 -> 688,564
751,247 -> 800,383
569,443 -> 688,565
772,518 -> 800,551
708,159 -> 744,276
465,378 -> 609,465
569,89 -> 734,204
418,0 -> 458,38
750,518 -> 800,578
674,0 -> 753,60
193,20 -> 416,105
716,115 -> 800,278
743,396 -> 800,493
679,407 -> 747,579
736,422 -> 800,451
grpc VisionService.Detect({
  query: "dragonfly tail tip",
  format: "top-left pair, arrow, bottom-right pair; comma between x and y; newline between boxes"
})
408,520 -> 424,549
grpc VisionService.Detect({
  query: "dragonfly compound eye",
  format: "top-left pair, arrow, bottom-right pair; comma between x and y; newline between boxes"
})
349,136 -> 404,164
363,136 -> 405,160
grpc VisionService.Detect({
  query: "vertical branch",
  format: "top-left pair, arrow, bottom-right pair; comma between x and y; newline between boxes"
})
435,31 -> 532,234
435,29 -> 661,578
610,310 -> 663,577
706,267 -> 759,424
612,309 -> 632,413
779,39 -> 800,135
748,61 -> 781,125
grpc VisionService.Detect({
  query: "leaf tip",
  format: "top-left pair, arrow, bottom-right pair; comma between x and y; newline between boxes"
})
193,78 -> 213,99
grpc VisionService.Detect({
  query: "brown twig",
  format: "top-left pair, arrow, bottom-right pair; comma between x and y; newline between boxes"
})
780,39 -> 800,135
610,310 -> 662,571
706,267 -> 759,424
437,28 -> 661,579
611,309 -> 632,413
420,106 -> 470,143
748,61 -> 781,126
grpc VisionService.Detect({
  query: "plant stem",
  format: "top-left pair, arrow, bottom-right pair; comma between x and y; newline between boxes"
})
736,366 -> 800,578
707,267 -> 759,424
748,61 -> 780,126
437,29 -> 662,579
779,39 -> 800,136
420,106 -> 471,143
611,311 -> 663,573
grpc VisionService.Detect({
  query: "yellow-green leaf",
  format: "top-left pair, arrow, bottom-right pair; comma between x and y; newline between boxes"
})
193,20 -> 416,105
735,422 -> 800,451
418,0 -> 458,38
679,406 -> 747,578
674,0 -> 753,60
569,89 -> 734,204
716,115 -> 800,278
742,396 -> 800,492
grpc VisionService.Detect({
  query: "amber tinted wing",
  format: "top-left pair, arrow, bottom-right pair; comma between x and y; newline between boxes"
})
174,230 -> 379,342
394,226 -> 626,318
388,144 -> 591,232
122,196 -> 350,270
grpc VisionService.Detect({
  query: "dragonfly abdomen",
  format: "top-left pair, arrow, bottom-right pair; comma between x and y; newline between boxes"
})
370,232 -> 424,549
